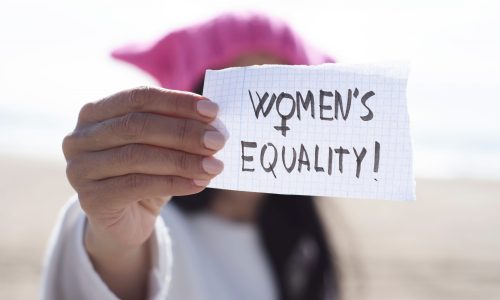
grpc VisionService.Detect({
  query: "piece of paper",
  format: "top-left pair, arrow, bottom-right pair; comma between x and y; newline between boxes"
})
203,63 -> 415,201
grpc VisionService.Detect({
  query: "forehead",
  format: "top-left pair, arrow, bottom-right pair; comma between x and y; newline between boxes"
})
230,53 -> 287,67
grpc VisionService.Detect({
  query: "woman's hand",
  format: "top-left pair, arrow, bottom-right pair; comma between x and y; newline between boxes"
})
62,86 -> 225,299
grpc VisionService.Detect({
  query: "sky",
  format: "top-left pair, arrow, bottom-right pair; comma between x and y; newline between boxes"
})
0,0 -> 499,178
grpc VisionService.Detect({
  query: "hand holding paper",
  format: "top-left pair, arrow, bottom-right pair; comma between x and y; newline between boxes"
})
203,63 -> 415,201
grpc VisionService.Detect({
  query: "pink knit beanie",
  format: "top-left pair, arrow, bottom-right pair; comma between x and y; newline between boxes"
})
111,13 -> 334,92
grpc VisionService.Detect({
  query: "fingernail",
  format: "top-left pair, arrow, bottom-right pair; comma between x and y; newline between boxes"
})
197,99 -> 218,118
210,118 -> 230,140
202,157 -> 224,174
193,179 -> 210,187
203,131 -> 226,150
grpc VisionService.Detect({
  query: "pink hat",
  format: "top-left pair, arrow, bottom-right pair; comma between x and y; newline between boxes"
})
111,13 -> 335,92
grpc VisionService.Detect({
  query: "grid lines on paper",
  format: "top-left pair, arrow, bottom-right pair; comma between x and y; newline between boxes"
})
204,63 -> 414,201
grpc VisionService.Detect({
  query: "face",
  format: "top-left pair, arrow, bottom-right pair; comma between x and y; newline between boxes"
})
210,190 -> 266,222
230,53 -> 287,67
209,53 -> 286,222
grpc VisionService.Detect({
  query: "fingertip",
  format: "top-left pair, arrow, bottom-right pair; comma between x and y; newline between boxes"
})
201,157 -> 224,175
196,99 -> 219,119
209,118 -> 229,140
193,179 -> 210,187
202,130 -> 226,151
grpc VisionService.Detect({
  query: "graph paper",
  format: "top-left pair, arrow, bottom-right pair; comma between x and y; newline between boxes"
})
203,63 -> 415,201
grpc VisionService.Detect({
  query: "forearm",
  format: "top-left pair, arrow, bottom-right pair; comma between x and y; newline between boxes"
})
85,222 -> 151,300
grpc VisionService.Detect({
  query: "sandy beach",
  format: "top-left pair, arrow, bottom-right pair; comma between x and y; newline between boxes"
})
0,153 -> 499,300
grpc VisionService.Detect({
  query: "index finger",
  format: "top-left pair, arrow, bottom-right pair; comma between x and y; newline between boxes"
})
77,86 -> 218,126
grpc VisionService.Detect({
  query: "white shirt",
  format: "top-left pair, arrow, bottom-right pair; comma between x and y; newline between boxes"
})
40,196 -> 277,300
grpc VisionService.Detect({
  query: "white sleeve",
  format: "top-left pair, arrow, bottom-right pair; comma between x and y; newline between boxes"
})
40,196 -> 173,300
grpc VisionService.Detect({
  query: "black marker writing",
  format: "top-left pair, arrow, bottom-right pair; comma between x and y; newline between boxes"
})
361,91 -> 375,121
298,144 -> 311,172
282,146 -> 296,173
241,141 -> 381,179
353,147 -> 367,178
248,91 -> 276,118
374,141 -> 380,173
314,145 -> 324,172
248,89 -> 376,135
241,141 -> 257,172
296,91 -> 315,120
260,143 -> 278,178
319,90 -> 334,121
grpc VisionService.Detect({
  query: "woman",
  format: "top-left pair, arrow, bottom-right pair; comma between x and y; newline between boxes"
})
41,13 -> 340,300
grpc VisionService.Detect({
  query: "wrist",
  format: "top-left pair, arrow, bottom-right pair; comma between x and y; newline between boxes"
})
84,219 -> 148,260
83,218 -> 152,300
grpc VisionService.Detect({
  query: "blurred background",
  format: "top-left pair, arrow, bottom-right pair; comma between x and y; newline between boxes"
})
0,0 -> 499,299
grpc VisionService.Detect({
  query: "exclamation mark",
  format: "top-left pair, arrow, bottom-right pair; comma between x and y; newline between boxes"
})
374,141 -> 380,181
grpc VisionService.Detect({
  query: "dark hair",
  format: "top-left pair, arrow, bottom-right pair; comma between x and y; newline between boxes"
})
171,190 -> 340,300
